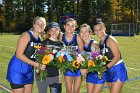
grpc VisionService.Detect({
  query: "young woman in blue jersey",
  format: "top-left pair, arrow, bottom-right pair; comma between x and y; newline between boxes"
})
93,18 -> 128,93
80,24 -> 106,93
60,18 -> 84,93
6,16 -> 46,93
36,22 -> 63,93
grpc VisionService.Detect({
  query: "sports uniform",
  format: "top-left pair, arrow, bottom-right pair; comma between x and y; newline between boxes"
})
62,33 -> 81,77
6,31 -> 41,88
85,39 -> 107,84
99,35 -> 128,82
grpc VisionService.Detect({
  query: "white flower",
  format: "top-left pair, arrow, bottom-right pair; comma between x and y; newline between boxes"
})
60,53 -> 64,57
99,55 -> 103,59
49,54 -> 54,60
78,54 -> 82,57
53,49 -> 57,54
77,55 -> 85,63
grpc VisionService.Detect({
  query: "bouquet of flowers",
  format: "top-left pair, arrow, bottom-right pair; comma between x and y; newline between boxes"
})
87,50 -> 111,79
77,52 -> 95,75
54,46 -> 80,73
77,53 -> 87,69
34,45 -> 57,82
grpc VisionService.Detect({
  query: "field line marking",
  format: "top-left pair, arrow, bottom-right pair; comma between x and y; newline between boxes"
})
0,45 -> 15,49
0,83 -> 13,93
127,67 -> 140,70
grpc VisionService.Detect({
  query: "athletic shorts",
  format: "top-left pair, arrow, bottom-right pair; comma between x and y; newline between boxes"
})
86,72 -> 106,84
10,82 -> 33,89
64,69 -> 81,77
106,62 -> 128,82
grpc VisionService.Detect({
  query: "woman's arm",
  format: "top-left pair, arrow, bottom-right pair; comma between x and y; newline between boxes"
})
16,32 -> 39,68
77,35 -> 84,52
106,36 -> 121,68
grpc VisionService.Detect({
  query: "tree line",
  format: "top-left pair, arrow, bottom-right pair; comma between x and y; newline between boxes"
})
0,0 -> 139,34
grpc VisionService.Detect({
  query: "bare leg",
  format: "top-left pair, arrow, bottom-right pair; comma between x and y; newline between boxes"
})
86,82 -> 104,93
64,76 -> 73,93
92,84 -> 104,93
24,84 -> 33,93
86,82 -> 94,93
73,76 -> 82,93
107,79 -> 124,93
12,88 -> 24,93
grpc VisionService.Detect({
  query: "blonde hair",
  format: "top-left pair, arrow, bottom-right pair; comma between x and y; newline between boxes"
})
33,16 -> 46,27
80,23 -> 92,33
65,18 -> 78,28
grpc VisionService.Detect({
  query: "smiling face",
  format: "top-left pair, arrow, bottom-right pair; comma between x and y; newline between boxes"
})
80,27 -> 90,40
49,27 -> 60,40
93,24 -> 106,38
33,17 -> 46,33
64,20 -> 77,34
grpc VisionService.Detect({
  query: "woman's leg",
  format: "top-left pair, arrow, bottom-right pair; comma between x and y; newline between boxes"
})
73,76 -> 82,93
86,82 -> 94,93
10,83 -> 24,93
92,84 -> 104,93
24,84 -> 33,93
64,76 -> 73,93
108,79 -> 124,93
12,88 -> 24,93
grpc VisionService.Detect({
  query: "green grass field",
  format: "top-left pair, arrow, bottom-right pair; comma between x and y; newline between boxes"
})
0,34 -> 140,93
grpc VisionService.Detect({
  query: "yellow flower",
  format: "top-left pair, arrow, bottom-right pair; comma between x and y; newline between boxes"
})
59,56 -> 63,63
34,45 -> 41,49
88,60 -> 95,67
42,55 -> 51,64
104,56 -> 108,61
72,60 -> 80,68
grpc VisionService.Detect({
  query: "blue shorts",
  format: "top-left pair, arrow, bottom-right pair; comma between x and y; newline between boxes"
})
106,62 -> 128,82
6,55 -> 34,84
64,69 -> 81,77
86,72 -> 106,84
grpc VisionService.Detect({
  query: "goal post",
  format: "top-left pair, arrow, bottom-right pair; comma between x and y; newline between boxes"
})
111,23 -> 135,36
136,21 -> 140,35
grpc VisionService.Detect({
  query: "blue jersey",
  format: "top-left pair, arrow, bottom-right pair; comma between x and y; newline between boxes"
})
84,39 -> 94,52
62,33 -> 78,46
6,31 -> 41,84
62,33 -> 81,77
99,35 -> 122,60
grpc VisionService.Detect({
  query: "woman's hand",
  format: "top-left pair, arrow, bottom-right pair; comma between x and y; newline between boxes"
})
80,69 -> 88,75
40,64 -> 46,70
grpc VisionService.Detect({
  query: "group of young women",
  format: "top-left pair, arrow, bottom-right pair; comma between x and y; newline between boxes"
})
6,16 -> 128,93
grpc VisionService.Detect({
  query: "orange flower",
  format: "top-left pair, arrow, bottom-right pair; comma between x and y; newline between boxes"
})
72,60 -> 80,68
88,60 -> 95,67
58,56 -> 63,63
42,55 -> 51,64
